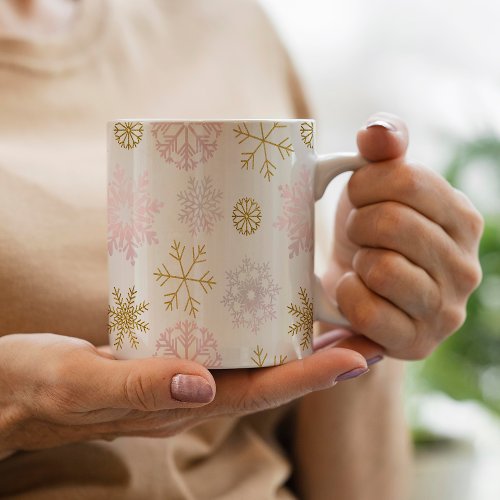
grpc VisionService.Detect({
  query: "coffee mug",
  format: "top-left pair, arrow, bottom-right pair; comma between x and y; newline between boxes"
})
108,119 -> 366,368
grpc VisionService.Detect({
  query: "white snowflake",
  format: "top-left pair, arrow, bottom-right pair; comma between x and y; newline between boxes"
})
151,122 -> 222,171
177,176 -> 223,236
221,257 -> 281,334
273,166 -> 314,258
154,320 -> 222,368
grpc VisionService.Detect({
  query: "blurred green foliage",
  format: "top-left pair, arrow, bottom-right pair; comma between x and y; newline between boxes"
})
410,136 -> 500,415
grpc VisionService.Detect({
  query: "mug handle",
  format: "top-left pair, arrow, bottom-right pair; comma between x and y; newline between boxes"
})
313,152 -> 368,326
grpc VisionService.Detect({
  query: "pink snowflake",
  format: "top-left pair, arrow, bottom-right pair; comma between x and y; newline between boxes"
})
154,320 -> 222,368
221,257 -> 281,334
151,122 -> 223,171
107,165 -> 163,265
273,167 -> 314,258
177,176 -> 223,236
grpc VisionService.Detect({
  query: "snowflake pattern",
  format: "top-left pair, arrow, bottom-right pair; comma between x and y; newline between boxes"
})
274,166 -> 314,258
273,354 -> 288,366
300,121 -> 314,149
177,176 -> 223,236
108,165 -> 163,265
251,345 -> 268,367
232,197 -> 262,236
154,320 -> 222,368
154,241 -> 216,318
114,122 -> 144,149
233,122 -> 294,181
108,286 -> 149,350
250,345 -> 288,367
151,122 -> 222,171
221,257 -> 280,334
288,287 -> 313,350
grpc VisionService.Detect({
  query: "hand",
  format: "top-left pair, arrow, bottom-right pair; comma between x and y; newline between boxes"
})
322,113 -> 483,360
0,333 -> 367,454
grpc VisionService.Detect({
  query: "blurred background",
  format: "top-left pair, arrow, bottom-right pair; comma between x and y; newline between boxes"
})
258,0 -> 500,499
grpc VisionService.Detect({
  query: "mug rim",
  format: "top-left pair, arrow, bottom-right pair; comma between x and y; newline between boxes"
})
108,118 -> 315,124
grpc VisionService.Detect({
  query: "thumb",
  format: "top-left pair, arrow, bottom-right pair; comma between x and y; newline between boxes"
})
82,354 -> 216,411
357,112 -> 409,162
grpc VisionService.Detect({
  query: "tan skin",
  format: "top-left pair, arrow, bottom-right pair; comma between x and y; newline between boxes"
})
294,118 -> 484,500
0,2 -> 484,498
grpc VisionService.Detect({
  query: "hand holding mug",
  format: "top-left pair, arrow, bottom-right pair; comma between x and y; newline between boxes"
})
322,113 -> 483,360
0,114 -> 483,458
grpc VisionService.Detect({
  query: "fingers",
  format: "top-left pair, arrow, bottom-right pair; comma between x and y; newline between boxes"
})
346,200 -> 482,297
357,112 -> 409,162
354,113 -> 483,246
68,353 -> 217,412
73,338 -> 372,436
329,334 -> 384,363
209,346 -> 368,416
332,112 -> 484,362
352,248 -> 441,321
312,329 -> 354,350
313,330 -> 384,364
346,201 -> 456,283
336,272 -> 417,356
348,159 -> 484,247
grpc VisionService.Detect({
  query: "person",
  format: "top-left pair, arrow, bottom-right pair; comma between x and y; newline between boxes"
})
0,0 -> 483,499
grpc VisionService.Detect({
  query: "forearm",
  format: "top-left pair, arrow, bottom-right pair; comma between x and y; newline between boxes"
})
292,359 -> 412,500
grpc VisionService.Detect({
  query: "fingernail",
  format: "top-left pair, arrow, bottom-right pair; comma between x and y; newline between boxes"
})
336,367 -> 369,382
366,119 -> 396,132
313,329 -> 354,351
366,355 -> 384,366
171,374 -> 214,403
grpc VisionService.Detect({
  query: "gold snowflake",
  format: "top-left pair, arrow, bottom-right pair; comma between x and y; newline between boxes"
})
114,121 -> 144,149
154,240 -> 216,318
232,197 -> 262,235
234,121 -> 294,181
251,345 -> 288,367
251,345 -> 268,367
300,122 -> 314,149
288,287 -> 313,350
108,286 -> 149,350
273,354 -> 288,366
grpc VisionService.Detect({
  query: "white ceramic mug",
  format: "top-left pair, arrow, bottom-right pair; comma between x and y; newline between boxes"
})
108,119 -> 366,368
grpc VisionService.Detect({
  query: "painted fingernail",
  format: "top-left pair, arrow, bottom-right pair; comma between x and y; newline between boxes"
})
336,367 -> 369,382
366,355 -> 384,366
313,329 -> 353,351
171,374 -> 214,403
366,119 -> 397,132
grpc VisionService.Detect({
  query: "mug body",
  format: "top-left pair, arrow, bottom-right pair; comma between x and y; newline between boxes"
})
108,119 -> 316,368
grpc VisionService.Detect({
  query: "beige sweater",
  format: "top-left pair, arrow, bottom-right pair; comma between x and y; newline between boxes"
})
0,0 -> 310,498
